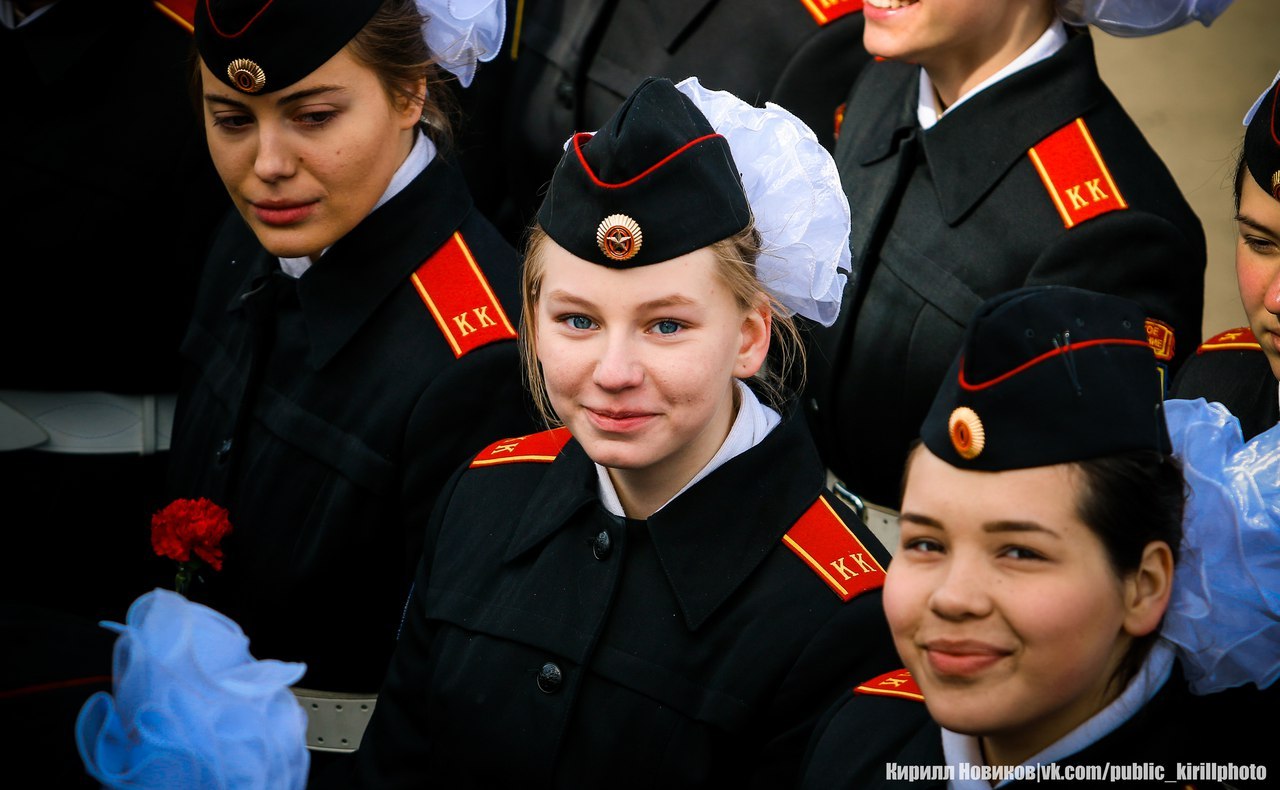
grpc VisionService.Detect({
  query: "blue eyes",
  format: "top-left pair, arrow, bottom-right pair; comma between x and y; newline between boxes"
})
653,320 -> 681,335
559,316 -> 683,335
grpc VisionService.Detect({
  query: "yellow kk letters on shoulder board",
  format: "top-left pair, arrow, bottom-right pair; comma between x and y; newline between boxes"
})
1028,118 -> 1127,229
411,232 -> 517,358
782,495 -> 885,602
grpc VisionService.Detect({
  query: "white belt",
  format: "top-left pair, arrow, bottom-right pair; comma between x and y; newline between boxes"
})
0,390 -> 176,454
827,472 -> 901,555
291,688 -> 378,753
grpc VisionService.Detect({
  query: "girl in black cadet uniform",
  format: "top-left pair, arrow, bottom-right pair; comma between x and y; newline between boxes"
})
800,285 -> 1280,790
335,77 -> 901,789
168,0 -> 533,729
804,0 -> 1224,522
1173,68 -> 1280,439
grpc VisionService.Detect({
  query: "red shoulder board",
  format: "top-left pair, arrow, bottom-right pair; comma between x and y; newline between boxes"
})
1144,318 -> 1175,362
855,669 -> 924,701
470,428 -> 572,468
1027,118 -> 1128,229
411,232 -> 518,359
782,495 -> 886,602
1197,327 -> 1261,353
799,0 -> 863,26
153,0 -> 196,31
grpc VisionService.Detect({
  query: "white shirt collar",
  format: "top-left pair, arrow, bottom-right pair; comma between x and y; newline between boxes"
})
941,641 -> 1175,789
596,380 -> 781,518
918,18 -> 1069,130
278,130 -> 437,278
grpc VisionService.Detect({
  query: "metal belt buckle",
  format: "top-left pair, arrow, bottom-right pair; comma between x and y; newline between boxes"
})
291,688 -> 378,753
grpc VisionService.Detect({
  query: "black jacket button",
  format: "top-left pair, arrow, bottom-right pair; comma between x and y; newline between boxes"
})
555,80 -> 575,109
592,529 -> 612,560
537,662 -> 563,694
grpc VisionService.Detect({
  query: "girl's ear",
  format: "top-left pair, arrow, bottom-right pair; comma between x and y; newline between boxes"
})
397,76 -> 429,130
1121,540 -> 1174,637
735,299 -> 771,379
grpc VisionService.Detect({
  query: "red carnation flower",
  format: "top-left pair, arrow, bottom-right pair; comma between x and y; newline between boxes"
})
151,498 -> 232,595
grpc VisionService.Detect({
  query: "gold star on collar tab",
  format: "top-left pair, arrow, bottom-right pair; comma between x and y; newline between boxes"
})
596,214 -> 643,262
227,58 -> 266,94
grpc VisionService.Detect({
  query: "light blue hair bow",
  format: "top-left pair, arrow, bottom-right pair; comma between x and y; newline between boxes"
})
1161,398 -> 1280,694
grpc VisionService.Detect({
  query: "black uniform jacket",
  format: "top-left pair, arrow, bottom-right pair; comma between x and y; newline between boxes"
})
800,664 -> 1275,790
168,158 -> 534,692
806,30 -> 1206,508
341,410 -> 900,789
1171,328 -> 1278,441
458,0 -> 871,242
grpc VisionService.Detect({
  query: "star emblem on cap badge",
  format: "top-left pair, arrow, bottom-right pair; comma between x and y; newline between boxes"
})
227,58 -> 267,94
596,214 -> 643,262
948,406 -> 986,460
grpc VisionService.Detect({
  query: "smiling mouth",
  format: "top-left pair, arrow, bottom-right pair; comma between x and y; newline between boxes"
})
923,641 -> 1012,677
585,408 -> 655,433
866,0 -> 920,9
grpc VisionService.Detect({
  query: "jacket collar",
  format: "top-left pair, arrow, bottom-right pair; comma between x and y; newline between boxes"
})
223,158 -> 474,369
504,408 -> 827,631
851,30 -> 1104,225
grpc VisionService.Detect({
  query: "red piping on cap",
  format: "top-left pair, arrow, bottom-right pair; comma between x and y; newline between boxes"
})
1271,82 -> 1280,147
204,0 -> 275,38
571,131 -> 725,190
958,337 -> 1150,392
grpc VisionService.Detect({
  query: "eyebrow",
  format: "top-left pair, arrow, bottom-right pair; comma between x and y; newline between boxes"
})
543,290 -> 698,312
204,84 -> 347,110
898,513 -> 1060,538
1235,212 -> 1280,238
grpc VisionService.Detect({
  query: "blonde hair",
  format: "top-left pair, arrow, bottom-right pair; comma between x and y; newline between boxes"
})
518,224 -> 807,427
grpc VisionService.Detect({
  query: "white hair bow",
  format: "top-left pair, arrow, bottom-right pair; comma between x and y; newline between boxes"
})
415,0 -> 505,88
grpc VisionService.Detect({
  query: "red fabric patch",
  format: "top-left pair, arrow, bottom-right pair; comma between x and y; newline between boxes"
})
1028,118 -> 1128,228
471,428 -> 573,467
1197,327 -> 1261,353
782,496 -> 885,602
412,232 -> 517,359
1144,318 -> 1176,361
799,0 -> 863,26
855,668 -> 924,701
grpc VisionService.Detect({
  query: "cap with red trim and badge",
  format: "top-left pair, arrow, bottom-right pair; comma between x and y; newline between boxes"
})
920,285 -> 1170,472
194,0 -> 504,95
537,78 -> 751,269
537,76 -> 852,327
195,0 -> 383,94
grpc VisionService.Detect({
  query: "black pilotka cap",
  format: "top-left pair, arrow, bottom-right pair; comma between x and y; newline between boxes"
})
195,0 -> 383,94
920,285 -> 1170,472
1244,76 -> 1280,201
536,77 -> 752,268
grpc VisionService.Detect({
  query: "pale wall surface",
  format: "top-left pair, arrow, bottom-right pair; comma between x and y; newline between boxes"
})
1092,0 -> 1279,339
